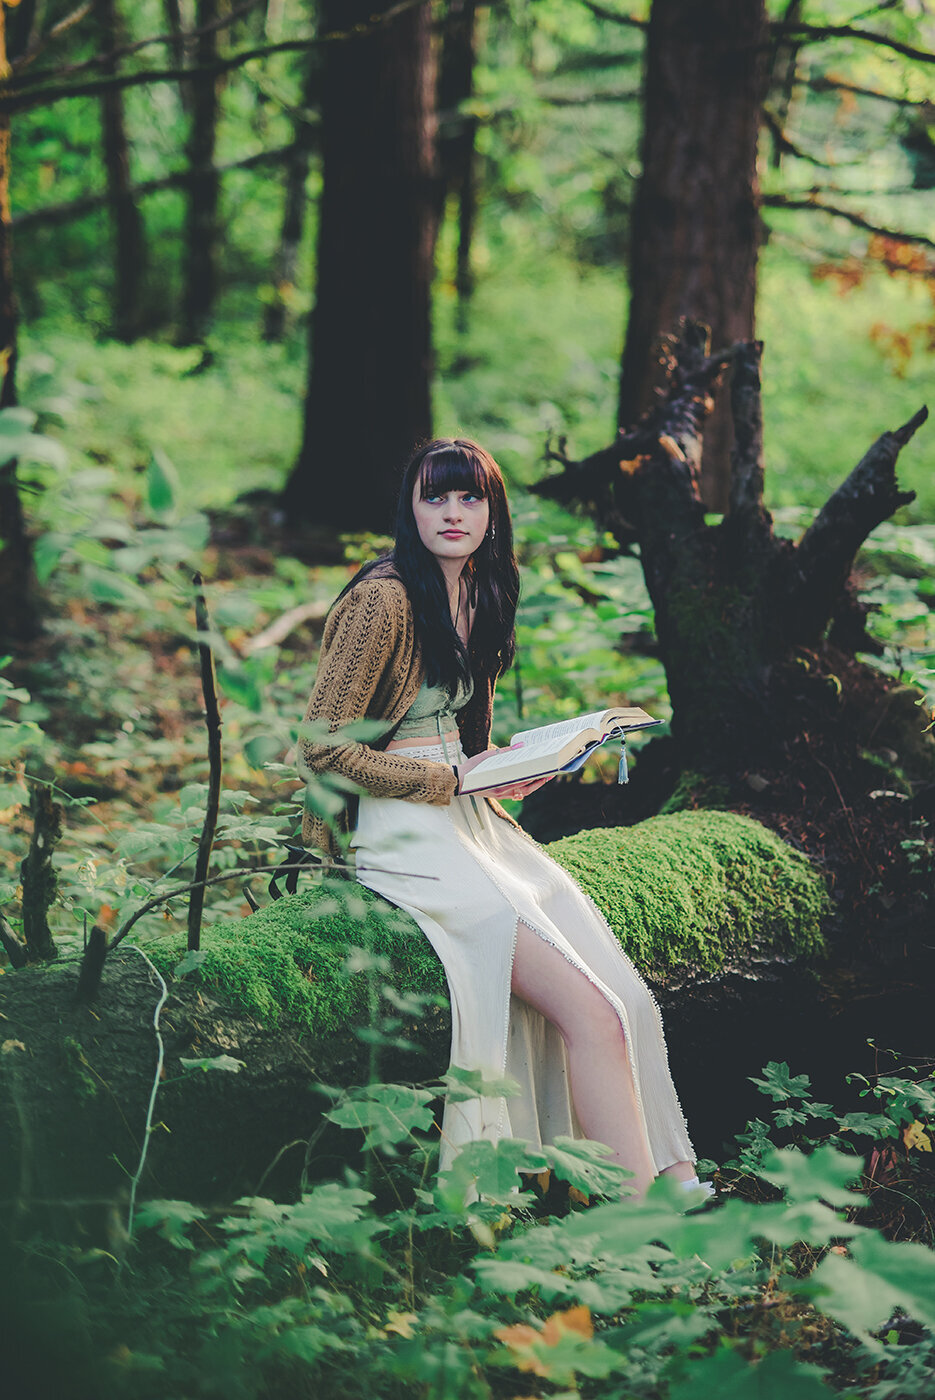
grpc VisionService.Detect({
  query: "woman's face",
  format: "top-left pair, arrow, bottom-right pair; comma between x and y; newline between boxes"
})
411,476 -> 490,567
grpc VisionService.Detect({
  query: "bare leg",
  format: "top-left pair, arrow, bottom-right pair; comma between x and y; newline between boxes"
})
659,1160 -> 697,1182
511,921 -> 659,1197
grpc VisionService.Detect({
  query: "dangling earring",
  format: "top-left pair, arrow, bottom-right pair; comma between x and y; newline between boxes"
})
489,522 -> 496,544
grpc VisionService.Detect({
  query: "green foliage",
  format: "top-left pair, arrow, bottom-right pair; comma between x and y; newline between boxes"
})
8,1055 -> 934,1400
547,811 -> 829,976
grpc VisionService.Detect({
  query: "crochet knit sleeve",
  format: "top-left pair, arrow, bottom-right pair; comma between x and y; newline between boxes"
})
297,583 -> 458,806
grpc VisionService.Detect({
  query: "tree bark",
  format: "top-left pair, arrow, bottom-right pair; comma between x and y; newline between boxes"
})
262,62 -> 318,342
96,0 -> 148,341
537,323 -> 929,775
437,0 -> 478,333
620,0 -> 767,512
282,0 -> 438,533
179,0 -> 220,346
0,7 -> 40,649
20,778 -> 61,962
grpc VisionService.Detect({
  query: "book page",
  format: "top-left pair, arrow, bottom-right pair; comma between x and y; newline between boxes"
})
510,709 -> 609,750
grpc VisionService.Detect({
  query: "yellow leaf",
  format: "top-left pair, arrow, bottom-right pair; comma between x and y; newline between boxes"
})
541,1305 -> 593,1345
496,1306 -> 595,1377
1,1039 -> 26,1054
384,1310 -> 419,1339
903,1120 -> 932,1153
494,1323 -> 548,1376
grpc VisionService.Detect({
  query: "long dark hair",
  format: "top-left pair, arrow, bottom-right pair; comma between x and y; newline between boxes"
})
345,438 -> 519,691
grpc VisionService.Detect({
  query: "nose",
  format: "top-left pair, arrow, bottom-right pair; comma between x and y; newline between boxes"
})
442,493 -> 463,520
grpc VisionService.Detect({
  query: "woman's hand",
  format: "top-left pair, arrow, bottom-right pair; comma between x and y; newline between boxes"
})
457,749 -> 554,802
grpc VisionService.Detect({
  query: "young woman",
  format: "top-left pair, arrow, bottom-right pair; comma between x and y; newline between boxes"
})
299,438 -> 701,1196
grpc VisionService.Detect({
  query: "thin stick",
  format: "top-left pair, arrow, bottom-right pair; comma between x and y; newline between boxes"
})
188,573 -> 222,952
123,946 -> 169,1248
106,860 -> 438,953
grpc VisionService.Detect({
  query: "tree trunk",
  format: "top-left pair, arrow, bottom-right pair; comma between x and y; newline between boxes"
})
0,8 -> 40,649
540,325 -> 928,771
179,0 -> 220,347
262,65 -> 318,343
162,0 -> 190,108
619,0 -> 767,512
97,0 -> 148,342
437,0 -> 478,334
282,0 -> 438,533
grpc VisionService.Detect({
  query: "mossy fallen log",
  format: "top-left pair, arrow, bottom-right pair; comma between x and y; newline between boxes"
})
0,812 -> 828,1214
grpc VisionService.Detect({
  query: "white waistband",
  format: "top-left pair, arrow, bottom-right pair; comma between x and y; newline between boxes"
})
388,740 -> 466,762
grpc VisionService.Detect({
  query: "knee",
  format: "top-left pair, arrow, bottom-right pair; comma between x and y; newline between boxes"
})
565,982 -> 626,1052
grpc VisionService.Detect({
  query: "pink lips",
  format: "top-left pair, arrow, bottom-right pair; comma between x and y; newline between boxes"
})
440,530 -> 467,538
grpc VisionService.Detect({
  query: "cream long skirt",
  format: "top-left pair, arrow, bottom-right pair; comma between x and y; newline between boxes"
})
351,742 -> 695,1176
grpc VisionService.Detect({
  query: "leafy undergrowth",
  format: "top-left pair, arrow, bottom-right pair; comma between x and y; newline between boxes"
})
2,1049 -> 933,1400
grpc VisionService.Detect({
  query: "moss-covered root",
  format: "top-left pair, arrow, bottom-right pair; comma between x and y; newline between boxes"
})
147,879 -> 447,1035
546,810 -> 828,978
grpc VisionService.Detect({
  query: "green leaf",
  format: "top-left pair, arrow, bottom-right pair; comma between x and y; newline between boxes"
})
32,532 -> 66,584
836,1110 -> 898,1138
756,1145 -> 865,1207
441,1065 -> 523,1102
244,734 -> 284,769
808,1232 -> 935,1337
749,1061 -> 813,1102
218,664 -> 263,712
133,1198 -> 208,1249
543,1135 -> 634,1198
667,1342 -> 834,1398
0,406 -> 38,434
174,949 -> 208,979
437,1137 -> 543,1209
146,447 -> 180,519
325,1083 -> 436,1151
179,1054 -> 245,1074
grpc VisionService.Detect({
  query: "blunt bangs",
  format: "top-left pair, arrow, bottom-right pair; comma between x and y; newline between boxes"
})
417,446 -> 488,500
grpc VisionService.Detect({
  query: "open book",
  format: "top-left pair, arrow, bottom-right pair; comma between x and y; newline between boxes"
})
459,706 -> 660,794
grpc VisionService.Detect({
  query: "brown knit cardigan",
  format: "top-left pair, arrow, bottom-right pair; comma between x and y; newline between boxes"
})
298,567 -> 512,857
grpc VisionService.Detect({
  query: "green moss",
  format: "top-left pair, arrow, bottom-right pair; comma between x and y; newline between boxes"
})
146,880 -> 447,1035
546,811 -> 828,978
146,814 -> 827,1029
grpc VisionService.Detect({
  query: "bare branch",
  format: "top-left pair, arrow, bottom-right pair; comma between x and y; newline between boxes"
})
187,574 -> 222,953
0,913 -> 28,969
540,87 -> 639,106
791,407 -> 926,643
576,1 -> 647,29
761,106 -> 835,167
13,1 -> 257,79
763,193 -> 935,253
242,599 -> 328,655
1,0 -> 428,114
12,142 -> 300,231
803,73 -> 933,110
773,19 -> 935,66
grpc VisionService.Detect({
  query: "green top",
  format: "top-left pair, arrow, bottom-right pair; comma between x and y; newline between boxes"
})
392,671 -> 474,747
